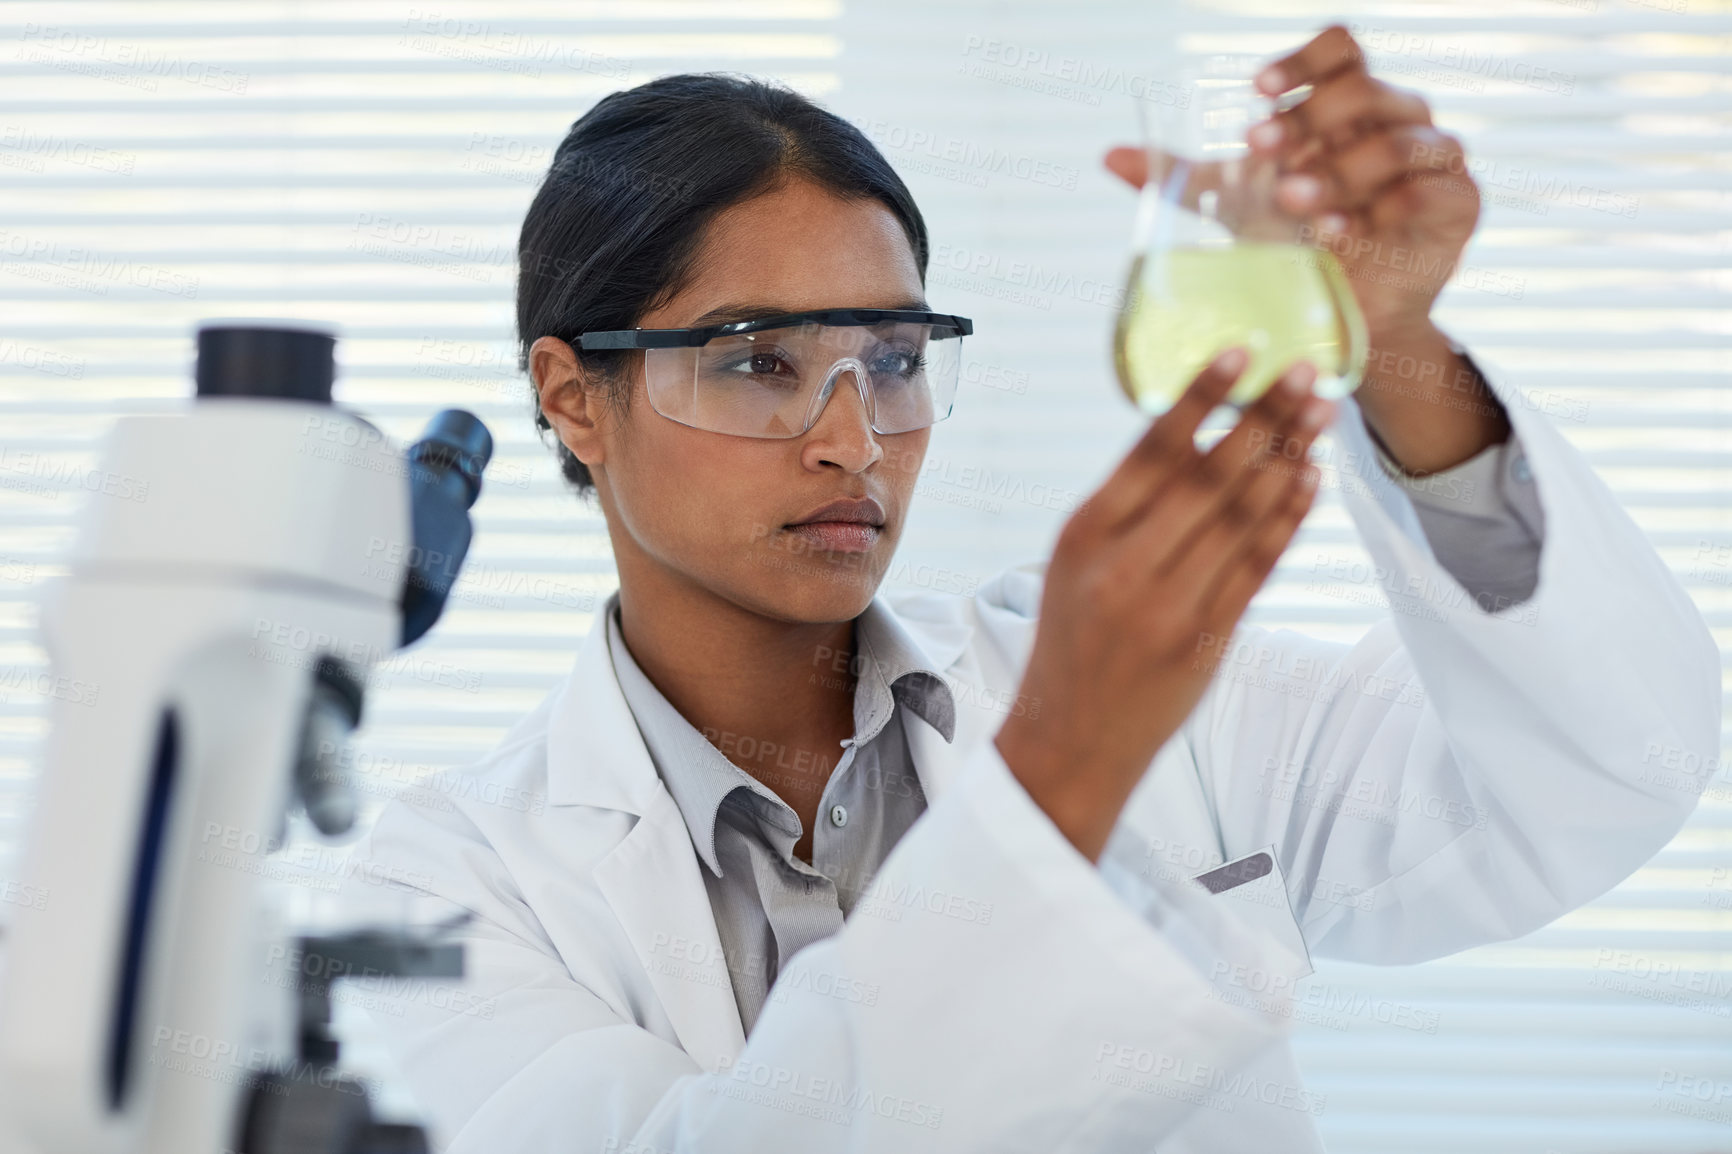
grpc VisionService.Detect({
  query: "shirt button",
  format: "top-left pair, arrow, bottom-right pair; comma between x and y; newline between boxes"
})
1512,455 -> 1532,483
829,804 -> 848,828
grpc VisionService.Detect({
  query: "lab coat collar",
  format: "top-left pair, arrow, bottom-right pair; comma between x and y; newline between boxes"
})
546,588 -> 975,814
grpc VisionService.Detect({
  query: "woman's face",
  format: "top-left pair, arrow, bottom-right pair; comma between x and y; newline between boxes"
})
539,177 -> 933,624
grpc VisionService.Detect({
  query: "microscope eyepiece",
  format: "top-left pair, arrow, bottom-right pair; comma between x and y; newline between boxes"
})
196,323 -> 336,403
401,409 -> 492,647
406,409 -> 493,509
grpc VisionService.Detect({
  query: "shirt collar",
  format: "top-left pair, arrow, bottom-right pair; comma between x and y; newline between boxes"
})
851,597 -> 957,745
601,590 -> 955,878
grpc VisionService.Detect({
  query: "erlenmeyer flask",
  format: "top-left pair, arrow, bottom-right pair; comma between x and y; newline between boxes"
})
1113,53 -> 1368,415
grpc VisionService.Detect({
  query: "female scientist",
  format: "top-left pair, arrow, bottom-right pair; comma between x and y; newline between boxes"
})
347,25 -> 1720,1154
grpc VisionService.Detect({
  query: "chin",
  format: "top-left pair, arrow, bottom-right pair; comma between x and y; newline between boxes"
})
742,542 -> 886,621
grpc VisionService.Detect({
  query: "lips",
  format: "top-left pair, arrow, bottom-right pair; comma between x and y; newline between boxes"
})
786,496 -> 886,528
783,496 -> 886,555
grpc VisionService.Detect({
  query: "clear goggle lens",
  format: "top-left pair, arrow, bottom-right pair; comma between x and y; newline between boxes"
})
642,319 -> 962,439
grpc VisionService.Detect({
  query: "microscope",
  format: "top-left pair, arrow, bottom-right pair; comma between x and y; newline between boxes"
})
0,323 -> 492,1154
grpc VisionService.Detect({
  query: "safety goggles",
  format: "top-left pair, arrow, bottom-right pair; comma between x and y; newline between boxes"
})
578,308 -> 973,439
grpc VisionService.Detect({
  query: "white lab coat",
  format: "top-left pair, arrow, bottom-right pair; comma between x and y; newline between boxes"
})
346,354 -> 1720,1154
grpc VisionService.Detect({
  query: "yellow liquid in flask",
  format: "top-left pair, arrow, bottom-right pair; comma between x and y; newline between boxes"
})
1114,244 -> 1367,414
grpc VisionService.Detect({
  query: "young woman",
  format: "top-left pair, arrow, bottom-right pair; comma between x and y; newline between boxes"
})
349,26 -> 1719,1154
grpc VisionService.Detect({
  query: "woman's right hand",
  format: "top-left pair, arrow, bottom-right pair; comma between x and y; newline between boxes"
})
995,349 -> 1336,862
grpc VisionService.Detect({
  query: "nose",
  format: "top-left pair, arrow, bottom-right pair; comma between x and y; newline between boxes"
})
800,360 -> 882,474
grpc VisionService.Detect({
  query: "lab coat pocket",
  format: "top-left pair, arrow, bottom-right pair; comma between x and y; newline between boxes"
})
1192,846 -> 1314,983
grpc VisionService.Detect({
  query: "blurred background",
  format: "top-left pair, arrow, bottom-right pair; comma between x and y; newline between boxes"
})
0,0 -> 1728,1150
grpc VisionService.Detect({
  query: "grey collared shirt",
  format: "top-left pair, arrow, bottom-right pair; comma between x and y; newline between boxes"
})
1369,425 -> 1546,607
605,593 -> 955,1036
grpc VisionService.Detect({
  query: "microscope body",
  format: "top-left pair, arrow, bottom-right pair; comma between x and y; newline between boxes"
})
0,326 -> 487,1154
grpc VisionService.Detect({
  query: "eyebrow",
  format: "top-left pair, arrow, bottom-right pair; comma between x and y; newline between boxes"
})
685,298 -> 933,327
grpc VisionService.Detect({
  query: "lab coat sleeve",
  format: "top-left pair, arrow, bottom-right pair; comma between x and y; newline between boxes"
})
1178,348 -> 1720,962
348,740 -> 1313,1153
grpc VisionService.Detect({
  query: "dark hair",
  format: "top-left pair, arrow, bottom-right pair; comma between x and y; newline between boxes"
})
517,72 -> 931,498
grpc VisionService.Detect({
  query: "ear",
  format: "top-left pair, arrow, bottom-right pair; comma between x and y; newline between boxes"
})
530,335 -> 616,473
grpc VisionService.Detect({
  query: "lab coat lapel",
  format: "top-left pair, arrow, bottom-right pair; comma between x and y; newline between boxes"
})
592,789 -> 747,1071
546,610 -> 747,1070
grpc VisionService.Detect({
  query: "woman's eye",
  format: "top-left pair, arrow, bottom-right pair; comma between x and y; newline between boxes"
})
871,350 -> 925,378
720,352 -> 791,376
708,350 -> 803,390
